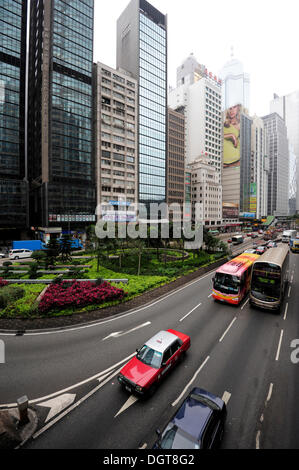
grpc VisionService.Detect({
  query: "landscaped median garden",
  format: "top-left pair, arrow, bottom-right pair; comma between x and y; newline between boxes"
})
0,231 -> 228,320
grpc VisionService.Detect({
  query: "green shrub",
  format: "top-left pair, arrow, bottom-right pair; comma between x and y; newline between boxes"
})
28,262 -> 39,279
0,285 -> 25,308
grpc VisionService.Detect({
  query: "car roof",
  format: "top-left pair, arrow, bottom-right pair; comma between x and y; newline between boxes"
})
145,330 -> 178,353
171,388 -> 224,441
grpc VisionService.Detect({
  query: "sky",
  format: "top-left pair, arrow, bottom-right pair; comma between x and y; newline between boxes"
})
94,0 -> 299,117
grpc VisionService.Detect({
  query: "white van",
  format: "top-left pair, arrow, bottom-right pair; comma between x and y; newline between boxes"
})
9,249 -> 33,260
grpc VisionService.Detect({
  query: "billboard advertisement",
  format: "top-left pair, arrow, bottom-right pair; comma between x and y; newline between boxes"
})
249,183 -> 257,214
222,202 -> 239,219
223,104 -> 242,168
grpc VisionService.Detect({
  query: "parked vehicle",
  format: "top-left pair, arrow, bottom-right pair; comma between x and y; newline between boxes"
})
58,238 -> 84,250
250,244 -> 290,312
12,240 -> 46,252
153,388 -> 227,449
251,233 -> 258,239
9,249 -> 33,260
212,252 -> 260,305
118,330 -> 191,397
0,252 -> 6,259
267,241 -> 277,248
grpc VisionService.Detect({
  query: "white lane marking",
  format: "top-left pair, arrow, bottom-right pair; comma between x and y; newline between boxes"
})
208,293 -> 213,298
275,330 -> 284,361
171,356 -> 210,407
33,366 -> 123,439
219,317 -> 237,343
179,303 -> 202,322
283,303 -> 288,321
37,393 -> 76,423
0,353 -> 135,409
260,414 -> 264,423
241,298 -> 249,310
288,286 -> 291,298
221,391 -> 231,405
266,383 -> 273,403
114,394 -> 139,418
102,321 -> 151,341
0,270 -> 218,337
256,430 -> 261,449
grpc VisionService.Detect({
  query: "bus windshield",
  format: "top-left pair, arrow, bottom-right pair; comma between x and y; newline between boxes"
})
214,273 -> 240,295
251,263 -> 281,302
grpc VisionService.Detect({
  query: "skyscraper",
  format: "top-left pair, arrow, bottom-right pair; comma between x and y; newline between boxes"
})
219,55 -> 250,112
28,0 -> 96,228
270,91 -> 299,214
0,0 -> 28,232
262,113 -> 289,216
117,0 -> 167,210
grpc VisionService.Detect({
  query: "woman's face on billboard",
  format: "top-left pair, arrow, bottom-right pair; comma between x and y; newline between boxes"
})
228,105 -> 239,119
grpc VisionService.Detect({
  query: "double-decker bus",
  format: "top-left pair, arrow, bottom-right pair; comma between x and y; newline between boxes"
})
212,252 -> 260,305
249,245 -> 289,311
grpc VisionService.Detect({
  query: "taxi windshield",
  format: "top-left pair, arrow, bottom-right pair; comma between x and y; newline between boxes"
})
137,345 -> 162,369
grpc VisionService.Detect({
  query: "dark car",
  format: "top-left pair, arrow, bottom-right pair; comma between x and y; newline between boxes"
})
153,388 -> 227,449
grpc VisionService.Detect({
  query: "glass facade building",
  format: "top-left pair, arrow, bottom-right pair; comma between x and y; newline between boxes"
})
117,0 -> 167,211
0,0 -> 28,228
138,9 -> 167,204
28,0 -> 95,227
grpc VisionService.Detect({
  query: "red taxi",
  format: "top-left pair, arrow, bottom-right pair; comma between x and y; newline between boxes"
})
118,329 -> 190,397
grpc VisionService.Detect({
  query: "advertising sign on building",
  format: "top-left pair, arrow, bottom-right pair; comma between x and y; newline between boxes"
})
223,104 -> 242,168
249,183 -> 257,214
223,202 -> 239,218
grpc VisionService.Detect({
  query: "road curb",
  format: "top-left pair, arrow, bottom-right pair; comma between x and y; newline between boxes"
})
0,254 -> 243,335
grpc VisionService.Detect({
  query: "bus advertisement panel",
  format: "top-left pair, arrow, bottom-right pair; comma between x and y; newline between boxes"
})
212,252 -> 260,305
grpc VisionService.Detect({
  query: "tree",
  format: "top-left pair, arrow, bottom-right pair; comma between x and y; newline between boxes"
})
45,238 -> 60,266
130,238 -> 146,276
59,234 -> 72,263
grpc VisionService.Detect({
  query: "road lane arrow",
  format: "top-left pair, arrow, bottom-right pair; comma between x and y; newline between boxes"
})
102,322 -> 151,341
114,394 -> 139,418
38,393 -> 76,423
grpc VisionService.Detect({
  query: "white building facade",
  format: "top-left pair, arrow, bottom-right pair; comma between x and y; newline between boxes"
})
169,68 -> 223,173
251,116 -> 269,219
188,156 -> 222,228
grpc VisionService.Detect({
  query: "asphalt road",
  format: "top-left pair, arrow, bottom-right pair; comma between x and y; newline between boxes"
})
1,238 -> 298,449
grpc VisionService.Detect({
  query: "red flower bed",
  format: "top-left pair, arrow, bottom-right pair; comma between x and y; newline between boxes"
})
38,281 -> 126,314
0,278 -> 8,288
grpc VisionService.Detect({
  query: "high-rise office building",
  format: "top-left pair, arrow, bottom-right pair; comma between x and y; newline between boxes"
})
169,64 -> 223,172
117,0 -> 167,211
94,62 -> 138,221
28,0 -> 96,228
167,107 -> 185,220
270,91 -> 299,213
0,0 -> 28,232
262,113 -> 289,216
222,105 -> 253,220
219,55 -> 250,112
251,116 -> 269,219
